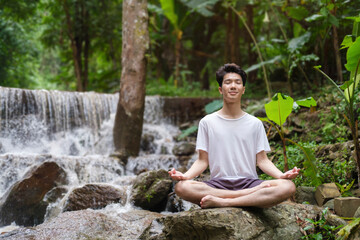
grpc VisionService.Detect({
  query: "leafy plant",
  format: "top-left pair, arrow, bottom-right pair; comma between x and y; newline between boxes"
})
302,207 -> 343,240
337,217 -> 360,240
259,93 -> 322,186
336,179 -> 355,197
158,0 -> 220,87
313,15 -> 360,187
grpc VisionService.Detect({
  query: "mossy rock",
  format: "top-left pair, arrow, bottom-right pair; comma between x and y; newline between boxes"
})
131,169 -> 172,212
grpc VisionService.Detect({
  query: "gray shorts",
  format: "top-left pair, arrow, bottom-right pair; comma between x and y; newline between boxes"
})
204,177 -> 264,190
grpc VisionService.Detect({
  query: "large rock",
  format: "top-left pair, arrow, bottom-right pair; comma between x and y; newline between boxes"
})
315,183 -> 341,206
294,186 -> 316,205
63,184 -> 127,212
140,202 -> 344,240
334,197 -> 360,217
0,161 -> 67,226
172,142 -> 196,156
0,209 -> 163,240
131,169 -> 172,212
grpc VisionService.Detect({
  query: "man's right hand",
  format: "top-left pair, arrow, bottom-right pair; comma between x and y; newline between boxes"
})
168,168 -> 188,181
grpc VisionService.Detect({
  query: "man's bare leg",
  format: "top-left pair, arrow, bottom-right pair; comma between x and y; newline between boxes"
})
174,180 -> 270,204
200,179 -> 296,208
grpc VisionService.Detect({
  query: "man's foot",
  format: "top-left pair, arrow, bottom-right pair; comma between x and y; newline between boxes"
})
200,195 -> 229,208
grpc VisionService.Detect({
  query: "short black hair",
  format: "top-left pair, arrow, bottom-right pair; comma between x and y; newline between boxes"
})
215,63 -> 247,87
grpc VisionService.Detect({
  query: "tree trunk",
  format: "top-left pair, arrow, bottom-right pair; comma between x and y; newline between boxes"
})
245,4 -> 256,84
63,0 -> 83,92
113,0 -> 149,157
225,9 -> 239,63
331,4 -> 343,83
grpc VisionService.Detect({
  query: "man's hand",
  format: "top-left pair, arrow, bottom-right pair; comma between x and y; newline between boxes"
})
280,167 -> 300,179
168,168 -> 188,181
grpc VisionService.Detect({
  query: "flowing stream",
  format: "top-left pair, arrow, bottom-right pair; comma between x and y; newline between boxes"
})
0,87 -> 185,232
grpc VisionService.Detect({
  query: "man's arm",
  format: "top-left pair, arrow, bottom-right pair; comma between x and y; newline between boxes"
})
169,150 -> 209,181
256,151 -> 300,179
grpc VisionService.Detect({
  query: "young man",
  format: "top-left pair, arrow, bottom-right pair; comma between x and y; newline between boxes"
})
169,63 -> 300,208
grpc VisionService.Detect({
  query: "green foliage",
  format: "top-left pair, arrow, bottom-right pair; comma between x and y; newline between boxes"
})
0,0 -> 356,98
0,11 -> 39,88
299,145 -> 322,187
295,97 -> 317,108
146,77 -> 219,97
337,217 -> 360,240
261,92 -> 320,179
180,0 -> 219,17
159,0 -> 178,29
302,208 -> 343,240
260,141 -> 322,187
265,93 -> 294,126
336,179 -> 355,197
288,32 -> 311,54
205,100 -> 222,114
314,15 -> 360,187
178,125 -> 198,141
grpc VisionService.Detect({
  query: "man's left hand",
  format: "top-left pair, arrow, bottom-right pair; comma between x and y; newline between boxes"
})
280,167 -> 300,179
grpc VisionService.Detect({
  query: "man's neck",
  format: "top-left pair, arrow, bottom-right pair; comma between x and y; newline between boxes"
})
218,101 -> 244,119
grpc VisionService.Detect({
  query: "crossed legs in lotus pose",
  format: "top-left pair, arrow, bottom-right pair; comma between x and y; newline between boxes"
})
174,179 -> 296,208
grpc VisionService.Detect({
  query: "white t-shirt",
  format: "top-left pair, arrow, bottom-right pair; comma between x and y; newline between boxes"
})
196,112 -> 271,180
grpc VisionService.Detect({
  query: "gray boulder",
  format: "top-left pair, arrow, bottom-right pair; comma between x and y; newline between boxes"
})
0,161 -> 67,227
172,142 -> 196,156
294,186 -> 316,205
140,202 -> 344,240
131,169 -> 172,212
63,184 -> 128,212
0,209 -> 163,240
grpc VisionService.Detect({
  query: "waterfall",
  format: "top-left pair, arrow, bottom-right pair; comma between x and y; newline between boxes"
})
0,87 -> 118,156
0,87 -> 183,198
0,87 -> 179,157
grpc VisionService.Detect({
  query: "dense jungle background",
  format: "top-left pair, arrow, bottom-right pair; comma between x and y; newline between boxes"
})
0,0 -> 358,96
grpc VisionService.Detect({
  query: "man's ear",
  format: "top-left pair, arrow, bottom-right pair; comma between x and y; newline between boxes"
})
218,86 -> 223,94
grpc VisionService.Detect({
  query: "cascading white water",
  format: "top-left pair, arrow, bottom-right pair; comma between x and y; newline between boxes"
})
0,87 -> 179,157
0,87 -> 182,197
0,87 -> 118,156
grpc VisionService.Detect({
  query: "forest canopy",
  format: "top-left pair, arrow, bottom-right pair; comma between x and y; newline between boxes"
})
0,0 -> 359,98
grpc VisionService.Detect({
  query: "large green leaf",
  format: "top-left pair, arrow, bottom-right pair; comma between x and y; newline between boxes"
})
288,32 -> 311,53
345,36 -> 360,72
205,99 -> 222,114
265,93 -> 294,126
296,97 -> 317,108
178,125 -> 198,140
159,0 -> 178,29
286,6 -> 309,21
300,146 -> 322,187
343,36 -> 360,102
305,14 -> 324,22
340,35 -> 353,49
180,0 -> 220,17
293,22 -> 305,38
245,55 -> 282,73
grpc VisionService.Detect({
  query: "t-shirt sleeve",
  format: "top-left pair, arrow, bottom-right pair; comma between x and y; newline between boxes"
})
196,119 -> 208,152
256,121 -> 271,153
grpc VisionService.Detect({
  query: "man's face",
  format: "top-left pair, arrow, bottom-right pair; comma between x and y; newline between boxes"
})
219,72 -> 245,103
